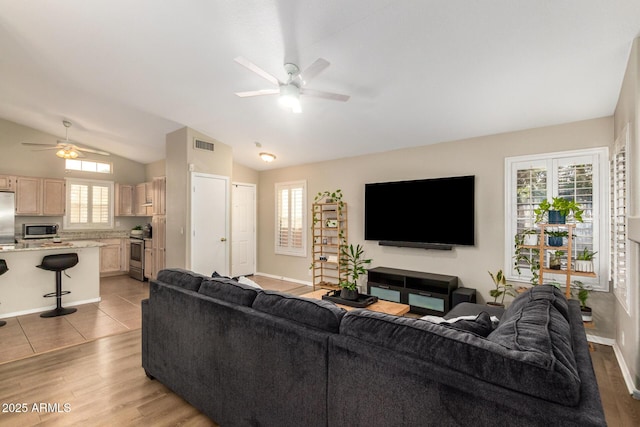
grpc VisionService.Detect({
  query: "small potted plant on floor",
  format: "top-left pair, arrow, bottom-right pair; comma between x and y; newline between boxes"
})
488,269 -> 517,307
339,243 -> 372,301
575,248 -> 597,273
534,197 -> 584,224
572,280 -> 593,322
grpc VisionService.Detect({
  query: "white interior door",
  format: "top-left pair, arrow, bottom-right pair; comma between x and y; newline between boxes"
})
191,173 -> 229,276
232,183 -> 256,277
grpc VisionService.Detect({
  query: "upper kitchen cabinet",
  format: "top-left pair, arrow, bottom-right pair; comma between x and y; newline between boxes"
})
0,175 -> 16,191
152,176 -> 166,215
115,183 -> 134,216
15,177 -> 65,216
135,182 -> 153,216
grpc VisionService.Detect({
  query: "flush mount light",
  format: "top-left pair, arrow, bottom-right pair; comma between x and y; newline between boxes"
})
259,152 -> 276,162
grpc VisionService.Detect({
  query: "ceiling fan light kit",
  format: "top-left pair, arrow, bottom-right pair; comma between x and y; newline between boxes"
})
56,148 -> 79,159
21,120 -> 111,159
278,83 -> 302,113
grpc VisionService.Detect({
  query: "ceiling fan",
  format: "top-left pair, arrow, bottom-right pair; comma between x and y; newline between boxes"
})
234,56 -> 350,113
21,120 -> 110,159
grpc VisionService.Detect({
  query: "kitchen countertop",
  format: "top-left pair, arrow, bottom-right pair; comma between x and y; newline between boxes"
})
0,240 -> 104,253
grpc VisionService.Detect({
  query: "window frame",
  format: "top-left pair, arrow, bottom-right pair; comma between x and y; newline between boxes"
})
504,148 -> 609,291
65,159 -> 112,174
274,180 -> 307,257
63,177 -> 114,230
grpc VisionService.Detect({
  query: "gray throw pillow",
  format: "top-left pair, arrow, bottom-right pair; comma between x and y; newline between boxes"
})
444,311 -> 494,337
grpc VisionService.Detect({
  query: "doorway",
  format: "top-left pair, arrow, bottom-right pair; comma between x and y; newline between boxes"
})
190,172 -> 229,276
232,183 -> 256,277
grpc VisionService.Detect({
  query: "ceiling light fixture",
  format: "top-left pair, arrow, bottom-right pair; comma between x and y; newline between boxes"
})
259,152 -> 276,162
56,147 -> 79,159
278,84 -> 302,113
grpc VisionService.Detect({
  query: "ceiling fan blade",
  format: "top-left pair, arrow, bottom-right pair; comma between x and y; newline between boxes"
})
21,142 -> 59,147
77,147 -> 110,156
31,147 -> 62,151
300,58 -> 330,85
234,57 -> 281,86
235,89 -> 280,98
302,88 -> 350,102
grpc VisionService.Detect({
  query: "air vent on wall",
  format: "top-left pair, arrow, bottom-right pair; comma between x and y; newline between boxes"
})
194,139 -> 215,152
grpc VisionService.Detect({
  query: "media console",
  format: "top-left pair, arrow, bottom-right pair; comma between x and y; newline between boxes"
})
367,267 -> 458,316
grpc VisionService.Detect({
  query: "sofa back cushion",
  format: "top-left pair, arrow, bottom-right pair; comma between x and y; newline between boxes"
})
156,268 -> 208,292
252,290 -> 346,333
198,277 -> 261,307
503,284 -> 570,322
340,296 -> 581,406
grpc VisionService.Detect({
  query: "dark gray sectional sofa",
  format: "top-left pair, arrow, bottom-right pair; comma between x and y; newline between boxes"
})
141,268 -> 606,427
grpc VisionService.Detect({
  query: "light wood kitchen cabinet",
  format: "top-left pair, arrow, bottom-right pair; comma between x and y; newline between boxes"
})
42,178 -> 65,216
135,182 -> 152,216
115,183 -> 134,216
99,238 -> 122,274
151,215 -> 166,279
15,176 -> 41,215
152,176 -> 166,215
144,239 -> 153,279
121,238 -> 130,273
0,175 -> 16,191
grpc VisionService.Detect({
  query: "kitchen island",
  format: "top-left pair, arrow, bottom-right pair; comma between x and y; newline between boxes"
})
0,241 -> 103,318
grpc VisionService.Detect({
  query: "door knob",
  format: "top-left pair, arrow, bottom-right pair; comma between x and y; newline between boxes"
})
220,237 -> 227,242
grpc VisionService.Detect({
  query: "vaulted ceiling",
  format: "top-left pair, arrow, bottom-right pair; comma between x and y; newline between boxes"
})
1,1 -> 639,170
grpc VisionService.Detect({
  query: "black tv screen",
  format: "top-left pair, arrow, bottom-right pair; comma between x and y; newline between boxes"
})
364,175 -> 475,246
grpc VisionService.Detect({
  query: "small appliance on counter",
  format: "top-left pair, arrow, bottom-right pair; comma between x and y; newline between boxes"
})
142,223 -> 152,238
23,223 -> 58,239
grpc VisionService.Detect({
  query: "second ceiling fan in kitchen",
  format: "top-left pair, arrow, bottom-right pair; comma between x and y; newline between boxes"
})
21,120 -> 111,159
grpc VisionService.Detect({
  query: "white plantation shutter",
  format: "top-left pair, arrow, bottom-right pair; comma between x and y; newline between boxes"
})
275,181 -> 306,256
65,178 -> 114,229
611,126 -> 630,312
505,149 -> 608,291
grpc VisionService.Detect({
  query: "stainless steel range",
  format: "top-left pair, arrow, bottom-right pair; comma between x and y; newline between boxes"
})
129,236 -> 145,281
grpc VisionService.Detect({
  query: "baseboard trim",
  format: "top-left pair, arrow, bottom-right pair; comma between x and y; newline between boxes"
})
254,272 -> 312,287
0,297 -> 102,319
613,341 -> 640,399
586,334 -> 615,346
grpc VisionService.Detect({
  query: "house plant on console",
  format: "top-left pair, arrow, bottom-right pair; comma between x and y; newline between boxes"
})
339,244 -> 372,300
488,269 -> 517,307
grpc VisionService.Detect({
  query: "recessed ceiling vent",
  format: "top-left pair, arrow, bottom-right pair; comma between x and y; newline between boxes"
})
194,139 -> 214,152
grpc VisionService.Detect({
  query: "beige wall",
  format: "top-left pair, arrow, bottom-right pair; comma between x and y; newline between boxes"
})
258,117 -> 612,301
145,160 -> 166,181
614,37 -> 640,394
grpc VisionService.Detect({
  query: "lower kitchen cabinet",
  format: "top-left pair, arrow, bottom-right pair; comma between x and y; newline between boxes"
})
99,239 -> 122,275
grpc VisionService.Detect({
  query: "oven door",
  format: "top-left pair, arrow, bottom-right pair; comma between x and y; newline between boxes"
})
129,239 -> 145,281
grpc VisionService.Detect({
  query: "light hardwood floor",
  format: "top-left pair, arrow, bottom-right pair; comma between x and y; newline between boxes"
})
0,275 -> 638,426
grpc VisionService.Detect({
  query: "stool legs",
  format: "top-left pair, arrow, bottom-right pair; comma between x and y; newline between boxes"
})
40,271 -> 77,318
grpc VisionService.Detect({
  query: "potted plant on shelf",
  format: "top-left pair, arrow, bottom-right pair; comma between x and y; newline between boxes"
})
521,228 -> 539,246
549,250 -> 564,270
575,248 -> 597,273
488,269 -> 517,307
534,197 -> 584,224
572,280 -> 593,322
547,229 -> 569,247
339,244 -> 372,301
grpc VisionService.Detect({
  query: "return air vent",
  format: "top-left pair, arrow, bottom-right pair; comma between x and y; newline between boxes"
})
194,139 -> 214,152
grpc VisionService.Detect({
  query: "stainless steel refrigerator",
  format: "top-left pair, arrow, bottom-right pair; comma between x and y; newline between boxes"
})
0,192 -> 15,244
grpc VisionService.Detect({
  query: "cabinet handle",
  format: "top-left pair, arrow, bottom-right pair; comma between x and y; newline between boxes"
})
419,292 -> 432,297
378,285 -> 389,289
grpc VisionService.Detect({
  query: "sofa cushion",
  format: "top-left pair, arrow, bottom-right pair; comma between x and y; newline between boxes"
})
503,284 -> 570,322
198,277 -> 261,307
156,268 -> 208,292
252,290 -> 346,333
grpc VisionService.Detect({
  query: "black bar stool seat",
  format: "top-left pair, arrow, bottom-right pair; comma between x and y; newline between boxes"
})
37,253 -> 78,318
0,259 -> 7,327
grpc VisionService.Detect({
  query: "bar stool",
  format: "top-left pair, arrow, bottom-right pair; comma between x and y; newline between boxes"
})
37,253 -> 78,318
0,259 -> 7,327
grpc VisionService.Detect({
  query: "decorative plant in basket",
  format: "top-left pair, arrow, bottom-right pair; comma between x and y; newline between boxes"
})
339,244 -> 372,301
534,197 -> 584,224
488,269 -> 517,307
575,248 -> 597,273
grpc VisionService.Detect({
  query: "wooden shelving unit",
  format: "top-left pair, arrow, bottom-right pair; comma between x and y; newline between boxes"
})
534,223 -> 596,298
311,202 -> 348,291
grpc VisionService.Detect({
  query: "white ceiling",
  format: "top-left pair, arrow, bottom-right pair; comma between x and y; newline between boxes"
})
1,1 -> 639,171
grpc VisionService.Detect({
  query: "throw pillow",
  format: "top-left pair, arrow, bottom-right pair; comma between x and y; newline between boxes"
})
444,311 -> 494,337
237,275 -> 262,289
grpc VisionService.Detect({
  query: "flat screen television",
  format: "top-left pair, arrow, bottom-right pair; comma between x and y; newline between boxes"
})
364,175 -> 475,248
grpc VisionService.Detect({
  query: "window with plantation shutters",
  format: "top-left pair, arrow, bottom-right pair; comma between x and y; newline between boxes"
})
64,178 -> 114,230
275,181 -> 306,256
505,148 -> 609,291
611,125 -> 629,313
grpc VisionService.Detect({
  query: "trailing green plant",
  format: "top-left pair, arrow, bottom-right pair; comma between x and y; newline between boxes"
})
514,233 -> 540,285
547,230 -> 569,238
339,244 -> 372,291
488,269 -> 517,305
534,197 -> 584,223
314,189 -> 344,207
577,248 -> 597,261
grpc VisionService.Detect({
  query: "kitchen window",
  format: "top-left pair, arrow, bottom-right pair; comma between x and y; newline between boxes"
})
504,148 -> 609,291
64,178 -> 114,229
275,181 -> 306,256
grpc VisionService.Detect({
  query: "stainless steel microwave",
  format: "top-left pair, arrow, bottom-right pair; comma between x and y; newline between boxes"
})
23,223 -> 58,239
